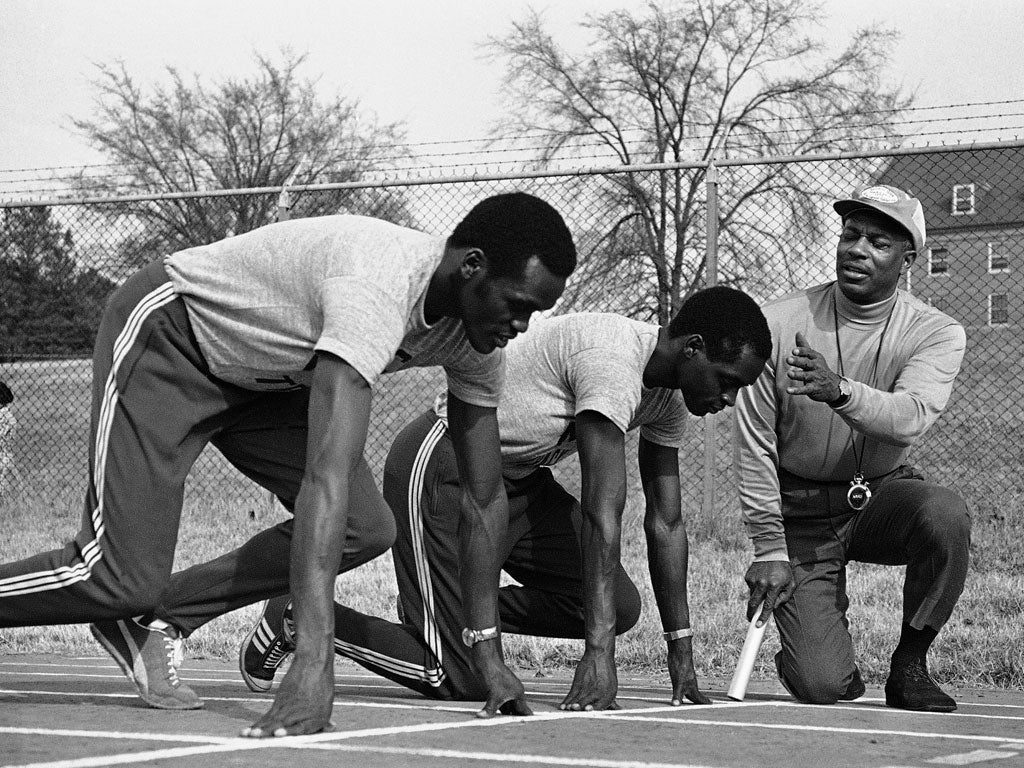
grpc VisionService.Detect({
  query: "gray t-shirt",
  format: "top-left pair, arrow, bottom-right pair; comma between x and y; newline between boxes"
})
163,215 -> 503,407
438,312 -> 690,479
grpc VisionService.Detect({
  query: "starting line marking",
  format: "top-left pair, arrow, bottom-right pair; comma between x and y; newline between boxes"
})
596,713 -> 1024,746
5,695 -> 1024,768
0,686 -> 759,713
926,749 -> 1021,764
0,739 -> 728,768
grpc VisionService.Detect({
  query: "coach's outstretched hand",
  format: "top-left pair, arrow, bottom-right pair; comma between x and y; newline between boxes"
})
241,655 -> 335,738
473,644 -> 533,719
667,638 -> 712,706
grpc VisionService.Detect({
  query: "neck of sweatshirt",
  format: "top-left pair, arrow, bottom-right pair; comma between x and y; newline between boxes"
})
833,283 -> 898,326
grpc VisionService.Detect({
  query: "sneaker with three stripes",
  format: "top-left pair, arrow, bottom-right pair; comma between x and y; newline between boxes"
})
239,595 -> 295,693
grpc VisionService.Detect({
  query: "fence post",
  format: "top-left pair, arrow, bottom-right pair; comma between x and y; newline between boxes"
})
276,155 -> 309,223
702,129 -> 728,519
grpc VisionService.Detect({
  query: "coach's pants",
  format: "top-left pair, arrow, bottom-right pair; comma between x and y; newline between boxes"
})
0,260 -> 393,628
773,466 -> 970,704
326,409 -> 642,700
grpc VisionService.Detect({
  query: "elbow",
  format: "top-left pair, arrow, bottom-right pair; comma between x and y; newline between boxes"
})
884,418 -> 933,448
644,514 -> 684,542
884,431 -> 917,449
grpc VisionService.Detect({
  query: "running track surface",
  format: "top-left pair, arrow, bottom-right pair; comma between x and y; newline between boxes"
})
1,655 -> 1022,768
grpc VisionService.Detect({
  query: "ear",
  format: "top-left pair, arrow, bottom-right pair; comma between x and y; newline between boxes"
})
459,248 -> 486,280
683,333 -> 705,359
902,248 -> 917,271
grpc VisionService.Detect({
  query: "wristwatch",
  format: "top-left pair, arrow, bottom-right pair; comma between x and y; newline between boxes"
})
828,376 -> 852,408
461,626 -> 499,647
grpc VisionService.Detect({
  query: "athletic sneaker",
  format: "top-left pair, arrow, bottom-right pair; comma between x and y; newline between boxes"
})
239,596 -> 295,693
90,617 -> 203,710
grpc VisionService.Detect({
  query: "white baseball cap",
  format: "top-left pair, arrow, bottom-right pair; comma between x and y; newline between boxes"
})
833,184 -> 926,255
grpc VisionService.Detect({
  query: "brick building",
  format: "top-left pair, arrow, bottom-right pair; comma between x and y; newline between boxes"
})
877,144 -> 1024,328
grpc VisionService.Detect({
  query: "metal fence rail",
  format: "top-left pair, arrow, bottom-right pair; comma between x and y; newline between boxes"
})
2,142 -> 1021,527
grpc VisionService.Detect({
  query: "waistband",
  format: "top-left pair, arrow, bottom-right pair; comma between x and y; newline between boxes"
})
778,464 -> 924,518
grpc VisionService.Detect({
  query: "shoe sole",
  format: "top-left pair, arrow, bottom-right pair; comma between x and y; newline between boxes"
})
885,698 -> 957,713
238,618 -> 275,693
90,623 -> 203,710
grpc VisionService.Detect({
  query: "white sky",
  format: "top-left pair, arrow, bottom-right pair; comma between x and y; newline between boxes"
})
1,0 -> 1023,176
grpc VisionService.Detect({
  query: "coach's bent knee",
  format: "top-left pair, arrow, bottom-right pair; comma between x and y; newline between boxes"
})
776,651 -> 847,705
914,486 -> 971,547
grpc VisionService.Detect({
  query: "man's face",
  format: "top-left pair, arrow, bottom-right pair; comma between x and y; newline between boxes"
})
835,210 -> 916,305
459,255 -> 566,354
675,344 -> 765,417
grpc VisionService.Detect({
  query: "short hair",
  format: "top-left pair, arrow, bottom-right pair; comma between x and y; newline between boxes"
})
0,382 -> 12,407
667,286 -> 771,363
448,192 -> 577,278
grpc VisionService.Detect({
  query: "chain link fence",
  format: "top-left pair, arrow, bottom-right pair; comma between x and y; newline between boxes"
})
2,142 -> 1021,535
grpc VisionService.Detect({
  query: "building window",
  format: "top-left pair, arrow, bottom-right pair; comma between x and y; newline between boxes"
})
928,246 -> 949,275
952,183 -> 976,216
988,241 -> 1010,273
989,293 -> 1009,326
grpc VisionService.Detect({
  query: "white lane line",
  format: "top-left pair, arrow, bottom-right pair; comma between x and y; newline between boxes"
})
6,704 -> 1024,768
5,665 -> 1018,710
0,726 -> 231,744
300,743 -> 746,768
0,686 -> 758,712
769,701 -> 1024,722
4,742 -> 275,768
3,712 -> 587,768
6,739 -> 732,768
594,713 -> 1024,746
926,749 -> 1021,764
0,688 -> 477,713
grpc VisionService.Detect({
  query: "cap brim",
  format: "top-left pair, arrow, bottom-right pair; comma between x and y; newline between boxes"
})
833,199 -> 922,253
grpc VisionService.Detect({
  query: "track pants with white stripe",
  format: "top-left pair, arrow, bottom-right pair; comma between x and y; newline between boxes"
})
326,410 -> 642,700
0,261 -> 393,627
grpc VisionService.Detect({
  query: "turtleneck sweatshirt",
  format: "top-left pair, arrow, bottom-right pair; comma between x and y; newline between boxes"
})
733,282 -> 967,559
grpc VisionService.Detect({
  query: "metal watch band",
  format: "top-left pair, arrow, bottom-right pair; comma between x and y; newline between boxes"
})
461,626 -> 499,647
662,628 -> 694,641
828,376 -> 852,408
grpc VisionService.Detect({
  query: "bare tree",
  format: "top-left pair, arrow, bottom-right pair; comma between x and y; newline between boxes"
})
72,51 -> 413,266
487,0 -> 911,320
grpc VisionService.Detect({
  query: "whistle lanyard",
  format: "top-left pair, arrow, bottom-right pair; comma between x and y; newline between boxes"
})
832,286 -> 894,509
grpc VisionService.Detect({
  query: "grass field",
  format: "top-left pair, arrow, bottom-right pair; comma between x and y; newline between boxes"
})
0,336 -> 1022,691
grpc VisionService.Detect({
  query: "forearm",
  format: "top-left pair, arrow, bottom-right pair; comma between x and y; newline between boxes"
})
733,373 -> 787,558
580,498 -> 621,654
644,515 -> 691,632
289,354 -> 371,665
833,323 -> 965,446
833,385 -> 939,447
735,444 -> 787,558
457,489 -> 507,630
289,476 -> 350,662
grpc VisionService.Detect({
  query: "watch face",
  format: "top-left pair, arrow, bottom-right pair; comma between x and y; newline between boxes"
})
461,628 -> 475,647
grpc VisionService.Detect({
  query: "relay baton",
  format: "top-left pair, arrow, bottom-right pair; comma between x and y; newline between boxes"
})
727,604 -> 769,701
